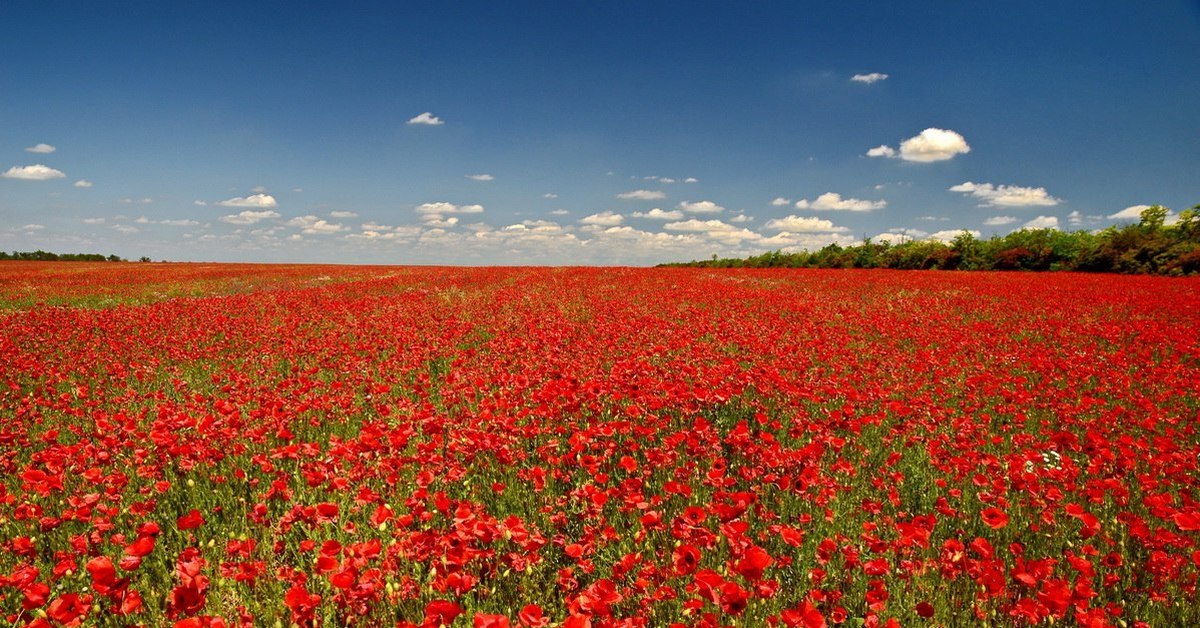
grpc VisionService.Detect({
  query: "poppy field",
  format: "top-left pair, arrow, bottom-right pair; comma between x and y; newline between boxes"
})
1,262 -> 1198,628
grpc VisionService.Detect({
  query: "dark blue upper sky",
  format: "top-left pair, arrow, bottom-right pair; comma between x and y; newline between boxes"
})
3,1 -> 1198,263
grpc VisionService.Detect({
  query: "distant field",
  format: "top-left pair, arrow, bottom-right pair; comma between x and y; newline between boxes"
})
1,262 -> 1198,627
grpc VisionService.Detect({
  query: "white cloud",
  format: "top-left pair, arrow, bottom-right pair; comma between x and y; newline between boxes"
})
794,192 -> 885,211
25,143 -> 56,154
1023,215 -> 1059,229
684,177 -> 699,183
194,200 -> 208,206
286,215 -> 349,234
664,219 -> 759,243
664,219 -> 735,233
631,208 -> 684,220
550,209 -> 569,216
2,164 -> 66,180
220,209 -> 281,225
520,220 -> 564,233
466,174 -> 494,181
73,180 -> 93,188
871,129 -> 969,162
250,185 -> 268,193
677,200 -> 725,214
407,112 -> 444,125
112,224 -> 139,234
20,224 -> 45,230
763,215 -> 849,233
983,216 -> 1019,226
770,197 -> 790,206
423,217 -> 460,228
898,128 -> 970,162
929,229 -> 981,242
1108,205 -> 1153,220
851,72 -> 889,84
134,216 -> 152,224
729,214 -> 752,223
414,202 -> 484,219
950,182 -> 1060,207
218,193 -> 278,208
543,193 -> 558,199
160,219 -> 200,226
580,211 -> 624,226
82,217 -> 106,224
329,210 -> 357,218
617,189 -> 666,200
916,215 -> 949,221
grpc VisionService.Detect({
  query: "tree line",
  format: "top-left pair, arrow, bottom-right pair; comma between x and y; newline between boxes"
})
662,205 -> 1200,275
0,250 -> 134,262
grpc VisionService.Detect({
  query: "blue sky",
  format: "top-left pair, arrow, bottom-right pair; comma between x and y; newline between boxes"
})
3,1 -> 1199,264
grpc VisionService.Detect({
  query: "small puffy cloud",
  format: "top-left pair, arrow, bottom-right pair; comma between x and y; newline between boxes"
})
950,182 -> 1060,207
543,193 -> 558,199
729,214 -> 752,223
520,219 -> 564,233
916,215 -> 949,221
678,200 -> 725,214
112,224 -> 139,234
287,215 -> 349,234
871,128 -> 969,162
930,229 -> 981,242
795,192 -> 885,211
1108,204 -> 1152,220
160,219 -> 200,226
82,217 -> 106,224
764,215 -> 849,233
407,112 -> 444,125
898,128 -> 970,162
550,209 -> 569,216
466,174 -> 494,181
220,209 -> 281,225
1023,215 -> 1059,229
73,179 -> 93,188
983,216 -> 1019,226
194,200 -> 208,206
3,164 -> 66,180
219,193 -> 278,208
631,208 -> 684,220
580,211 -> 624,226
134,216 -> 152,224
415,202 -> 484,218
684,177 -> 699,183
664,219 -> 759,242
20,224 -> 45,231
851,72 -> 889,84
617,189 -> 666,200
25,143 -> 56,154
329,210 -> 357,218
424,216 -> 461,228
770,197 -> 790,206
664,219 -> 734,233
